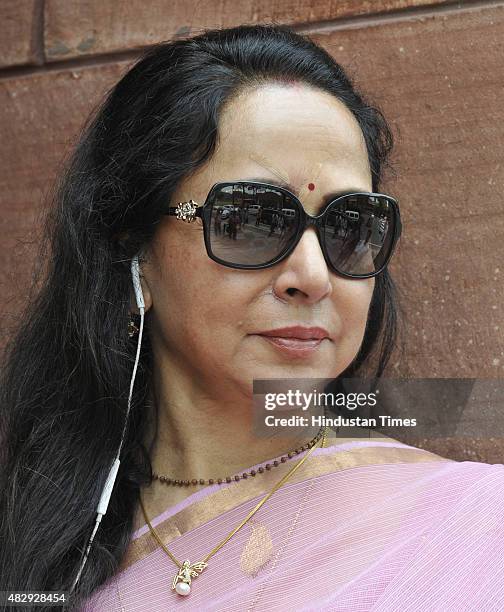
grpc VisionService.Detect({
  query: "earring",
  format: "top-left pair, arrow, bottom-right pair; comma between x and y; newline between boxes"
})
128,313 -> 141,338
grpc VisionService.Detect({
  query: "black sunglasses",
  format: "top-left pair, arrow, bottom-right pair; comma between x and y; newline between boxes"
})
166,181 -> 402,279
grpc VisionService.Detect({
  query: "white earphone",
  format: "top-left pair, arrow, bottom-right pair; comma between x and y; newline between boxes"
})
70,254 -> 145,593
131,253 -> 145,310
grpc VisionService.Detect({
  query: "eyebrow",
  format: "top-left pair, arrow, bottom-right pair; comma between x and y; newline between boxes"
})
243,176 -> 369,200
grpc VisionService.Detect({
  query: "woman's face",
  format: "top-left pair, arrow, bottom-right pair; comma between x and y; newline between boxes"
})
141,83 -> 375,397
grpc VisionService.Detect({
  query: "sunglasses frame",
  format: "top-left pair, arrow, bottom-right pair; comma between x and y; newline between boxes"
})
166,180 -> 402,279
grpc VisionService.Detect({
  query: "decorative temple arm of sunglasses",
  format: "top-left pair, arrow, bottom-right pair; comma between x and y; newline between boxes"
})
167,200 -> 203,223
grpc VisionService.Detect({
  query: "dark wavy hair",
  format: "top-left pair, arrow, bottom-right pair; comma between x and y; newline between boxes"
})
0,22 -> 403,610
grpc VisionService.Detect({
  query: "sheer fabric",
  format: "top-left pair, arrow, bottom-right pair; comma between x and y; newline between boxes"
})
80,440 -> 504,611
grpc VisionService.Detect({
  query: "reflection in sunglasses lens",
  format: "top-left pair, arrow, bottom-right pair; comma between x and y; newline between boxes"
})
209,184 -> 299,266
322,194 -> 393,276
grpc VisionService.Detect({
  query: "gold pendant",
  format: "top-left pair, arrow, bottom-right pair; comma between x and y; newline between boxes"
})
171,559 -> 208,596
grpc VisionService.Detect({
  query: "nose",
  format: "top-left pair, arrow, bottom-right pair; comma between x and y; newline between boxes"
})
272,227 -> 332,304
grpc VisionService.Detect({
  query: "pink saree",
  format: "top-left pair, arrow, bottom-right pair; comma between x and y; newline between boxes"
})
81,439 -> 504,611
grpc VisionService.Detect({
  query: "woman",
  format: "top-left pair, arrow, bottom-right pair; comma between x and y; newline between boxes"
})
1,23 -> 503,612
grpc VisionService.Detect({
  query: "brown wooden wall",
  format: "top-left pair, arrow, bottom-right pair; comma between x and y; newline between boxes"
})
1,1 -> 503,461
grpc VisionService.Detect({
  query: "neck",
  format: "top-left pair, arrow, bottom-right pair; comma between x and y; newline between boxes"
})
144,369 -> 321,484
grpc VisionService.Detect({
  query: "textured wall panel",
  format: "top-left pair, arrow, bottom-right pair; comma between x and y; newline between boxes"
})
44,0 -> 456,61
0,0 -> 39,68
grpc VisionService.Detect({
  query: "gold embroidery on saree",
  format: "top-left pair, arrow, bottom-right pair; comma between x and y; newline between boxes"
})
239,520 -> 274,577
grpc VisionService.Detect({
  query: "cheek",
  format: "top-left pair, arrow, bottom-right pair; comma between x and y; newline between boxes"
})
332,278 -> 374,343
148,228 -> 254,352
156,227 -> 204,291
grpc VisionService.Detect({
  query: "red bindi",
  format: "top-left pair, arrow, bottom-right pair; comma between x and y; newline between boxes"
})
308,183 -> 315,191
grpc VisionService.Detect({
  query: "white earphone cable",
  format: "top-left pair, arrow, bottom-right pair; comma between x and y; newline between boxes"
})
70,255 -> 145,594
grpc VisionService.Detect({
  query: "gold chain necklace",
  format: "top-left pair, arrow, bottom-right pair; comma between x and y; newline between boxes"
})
139,426 -> 328,597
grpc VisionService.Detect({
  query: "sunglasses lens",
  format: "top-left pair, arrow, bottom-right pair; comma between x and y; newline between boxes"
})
321,194 -> 396,276
208,183 -> 299,266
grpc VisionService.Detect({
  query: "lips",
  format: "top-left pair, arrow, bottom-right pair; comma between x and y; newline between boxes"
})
255,326 -> 330,340
253,326 -> 330,358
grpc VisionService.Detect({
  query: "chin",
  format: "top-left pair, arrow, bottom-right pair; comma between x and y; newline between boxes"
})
249,361 -> 338,381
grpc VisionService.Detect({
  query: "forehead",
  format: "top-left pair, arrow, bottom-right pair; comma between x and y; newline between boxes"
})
216,84 -> 370,169
176,83 -> 372,212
